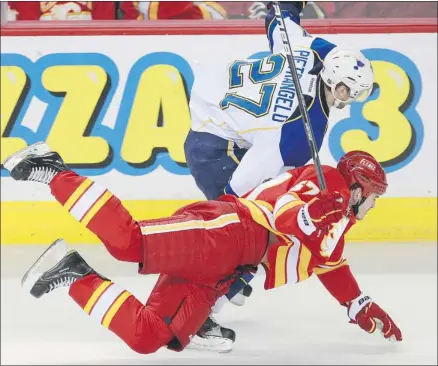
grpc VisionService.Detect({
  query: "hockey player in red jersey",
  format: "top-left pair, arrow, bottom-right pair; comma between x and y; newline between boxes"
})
119,1 -> 227,20
4,142 -> 402,355
7,1 -> 116,20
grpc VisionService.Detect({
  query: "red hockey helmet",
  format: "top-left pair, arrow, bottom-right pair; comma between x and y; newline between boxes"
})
337,150 -> 387,197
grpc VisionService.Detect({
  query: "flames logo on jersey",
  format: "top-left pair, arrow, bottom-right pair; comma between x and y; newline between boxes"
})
319,217 -> 350,257
290,180 -> 320,196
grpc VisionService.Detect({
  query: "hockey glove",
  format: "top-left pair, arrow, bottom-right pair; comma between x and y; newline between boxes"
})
347,294 -> 402,343
306,192 -> 345,231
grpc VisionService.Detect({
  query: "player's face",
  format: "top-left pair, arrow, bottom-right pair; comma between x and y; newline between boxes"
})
334,83 -> 351,102
355,193 -> 379,220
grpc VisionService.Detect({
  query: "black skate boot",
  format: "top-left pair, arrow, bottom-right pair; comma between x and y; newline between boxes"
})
22,239 -> 97,298
3,141 -> 68,184
187,315 -> 236,353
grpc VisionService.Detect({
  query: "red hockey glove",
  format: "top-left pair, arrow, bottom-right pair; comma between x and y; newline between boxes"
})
347,294 -> 402,343
306,192 -> 344,230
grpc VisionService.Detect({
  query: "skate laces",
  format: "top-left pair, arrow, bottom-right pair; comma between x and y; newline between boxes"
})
48,276 -> 76,292
28,167 -> 57,184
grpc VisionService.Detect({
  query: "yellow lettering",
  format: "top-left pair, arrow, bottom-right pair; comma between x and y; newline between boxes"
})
42,65 -> 110,165
341,61 -> 412,162
0,66 -> 29,162
121,65 -> 190,164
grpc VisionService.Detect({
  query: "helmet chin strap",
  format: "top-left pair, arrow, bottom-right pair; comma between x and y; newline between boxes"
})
333,99 -> 347,109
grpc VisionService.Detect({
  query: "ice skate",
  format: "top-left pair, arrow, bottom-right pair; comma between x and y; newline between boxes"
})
187,315 -> 235,353
3,141 -> 68,184
22,238 -> 96,298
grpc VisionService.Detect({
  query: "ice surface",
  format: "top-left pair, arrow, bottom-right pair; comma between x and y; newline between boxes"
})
1,242 -> 437,365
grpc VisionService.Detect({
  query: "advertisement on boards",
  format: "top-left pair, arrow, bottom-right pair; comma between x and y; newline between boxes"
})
1,31 -> 437,243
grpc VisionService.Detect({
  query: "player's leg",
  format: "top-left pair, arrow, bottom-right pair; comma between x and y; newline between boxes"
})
183,131 -> 258,348
138,199 -> 267,279
3,142 -> 144,263
184,129 -> 247,200
144,274 -> 227,352
184,130 -> 254,291
22,239 -> 224,354
138,199 -> 268,351
3,142 -> 266,277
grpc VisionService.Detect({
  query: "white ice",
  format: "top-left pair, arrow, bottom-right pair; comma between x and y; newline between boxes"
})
1,242 -> 437,365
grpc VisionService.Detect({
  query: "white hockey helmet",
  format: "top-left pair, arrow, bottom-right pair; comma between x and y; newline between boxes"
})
320,47 -> 374,108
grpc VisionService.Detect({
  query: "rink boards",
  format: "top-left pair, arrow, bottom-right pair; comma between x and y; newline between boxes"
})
1,21 -> 437,244
1,197 -> 436,244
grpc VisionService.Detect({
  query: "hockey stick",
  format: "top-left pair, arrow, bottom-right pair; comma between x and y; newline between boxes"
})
272,2 -> 327,191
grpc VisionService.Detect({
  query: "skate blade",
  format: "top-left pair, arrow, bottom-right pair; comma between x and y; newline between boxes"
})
3,141 -> 51,172
186,336 -> 234,353
21,238 -> 69,293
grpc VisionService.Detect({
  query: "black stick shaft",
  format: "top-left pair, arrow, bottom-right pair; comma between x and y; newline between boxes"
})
272,2 -> 327,191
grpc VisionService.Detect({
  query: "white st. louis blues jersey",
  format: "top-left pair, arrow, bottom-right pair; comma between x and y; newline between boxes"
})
189,13 -> 336,197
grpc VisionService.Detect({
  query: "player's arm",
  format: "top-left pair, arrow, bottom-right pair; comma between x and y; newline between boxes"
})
265,1 -> 337,60
224,134 -> 285,197
121,1 -> 204,20
313,239 -> 361,304
265,1 -> 310,53
272,178 -> 344,241
315,240 -> 402,343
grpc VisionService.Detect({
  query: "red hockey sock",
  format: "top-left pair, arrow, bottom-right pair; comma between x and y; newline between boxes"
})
49,171 -> 112,227
69,274 -> 172,354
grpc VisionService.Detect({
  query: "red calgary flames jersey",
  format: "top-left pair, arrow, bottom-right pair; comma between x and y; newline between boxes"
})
119,1 -> 226,20
221,164 -> 356,290
8,2 -> 116,20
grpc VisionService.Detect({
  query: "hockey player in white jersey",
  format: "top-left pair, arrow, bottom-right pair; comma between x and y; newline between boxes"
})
184,1 -> 375,351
